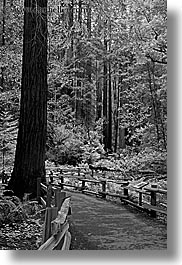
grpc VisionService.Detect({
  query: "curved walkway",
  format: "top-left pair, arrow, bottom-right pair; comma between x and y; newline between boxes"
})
68,191 -> 167,250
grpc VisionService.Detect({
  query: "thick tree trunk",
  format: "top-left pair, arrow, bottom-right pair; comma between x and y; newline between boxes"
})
8,0 -> 47,199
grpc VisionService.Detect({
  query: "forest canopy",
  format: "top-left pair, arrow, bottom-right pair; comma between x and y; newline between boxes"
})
0,0 -> 167,183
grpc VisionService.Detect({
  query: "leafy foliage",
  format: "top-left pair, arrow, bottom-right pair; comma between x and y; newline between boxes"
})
47,122 -> 105,165
0,195 -> 27,226
0,0 -> 166,176
0,195 -> 43,250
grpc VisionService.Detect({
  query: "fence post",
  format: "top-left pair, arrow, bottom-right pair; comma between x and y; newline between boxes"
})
81,180 -> 85,191
123,182 -> 129,197
101,180 -> 106,199
37,177 -> 41,202
60,175 -> 64,189
139,191 -> 142,206
46,184 -> 52,207
150,184 -> 157,218
42,207 -> 58,243
55,190 -> 66,210
49,171 -> 54,184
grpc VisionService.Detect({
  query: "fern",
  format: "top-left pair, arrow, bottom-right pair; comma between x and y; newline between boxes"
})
0,110 -> 18,172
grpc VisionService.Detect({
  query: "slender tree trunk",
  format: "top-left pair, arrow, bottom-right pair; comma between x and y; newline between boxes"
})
114,77 -> 120,153
86,2 -> 92,82
96,60 -> 102,120
75,0 -> 82,121
67,0 -> 74,62
2,0 -> 6,46
78,0 -> 82,24
118,75 -> 125,149
147,62 -> 160,148
0,0 -> 6,89
2,138 -> 5,172
84,2 -> 95,129
108,61 -> 112,151
103,28 -> 108,151
67,0 -> 75,112
151,62 -> 167,150
0,0 -> 6,170
108,20 -> 112,151
8,0 -> 48,199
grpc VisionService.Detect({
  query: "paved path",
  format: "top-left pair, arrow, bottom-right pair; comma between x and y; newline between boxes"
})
68,191 -> 167,250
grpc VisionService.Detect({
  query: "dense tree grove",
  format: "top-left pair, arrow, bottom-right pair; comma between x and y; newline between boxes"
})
0,0 -> 167,195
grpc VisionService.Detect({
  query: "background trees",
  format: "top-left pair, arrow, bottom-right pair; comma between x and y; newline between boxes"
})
46,0 -> 167,168
1,0 -> 167,196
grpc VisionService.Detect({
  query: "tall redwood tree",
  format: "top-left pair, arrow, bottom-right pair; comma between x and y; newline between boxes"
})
8,0 -> 48,198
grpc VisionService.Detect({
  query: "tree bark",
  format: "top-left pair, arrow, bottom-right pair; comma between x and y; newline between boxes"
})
8,0 -> 47,199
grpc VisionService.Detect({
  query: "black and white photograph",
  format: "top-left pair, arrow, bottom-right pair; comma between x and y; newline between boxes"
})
0,0 -> 177,260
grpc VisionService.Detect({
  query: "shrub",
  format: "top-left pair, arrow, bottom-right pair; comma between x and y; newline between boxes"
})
0,196 -> 27,226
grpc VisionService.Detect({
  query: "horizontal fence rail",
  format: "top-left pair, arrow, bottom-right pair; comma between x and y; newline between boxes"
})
41,166 -> 167,219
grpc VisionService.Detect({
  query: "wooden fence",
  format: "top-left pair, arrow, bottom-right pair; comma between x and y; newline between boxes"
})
37,181 -> 71,250
42,166 -> 167,219
73,177 -> 167,218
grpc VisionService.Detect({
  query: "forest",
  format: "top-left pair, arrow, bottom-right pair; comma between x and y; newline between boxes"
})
0,0 -> 167,198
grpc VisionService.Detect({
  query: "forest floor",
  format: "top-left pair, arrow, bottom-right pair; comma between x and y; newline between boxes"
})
0,219 -> 42,250
0,194 -> 96,250
0,172 -> 167,250
0,193 -> 167,251
0,210 -> 95,250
